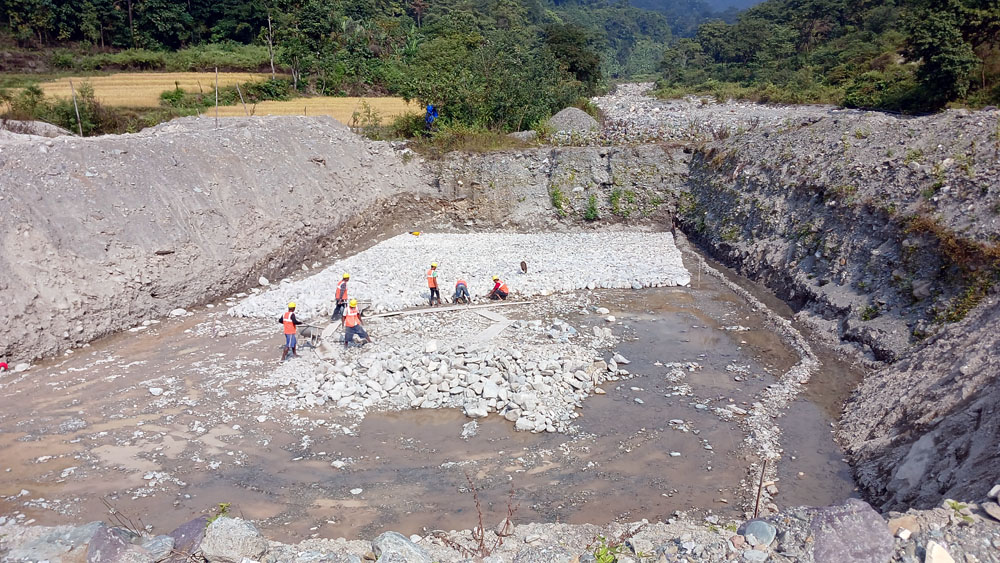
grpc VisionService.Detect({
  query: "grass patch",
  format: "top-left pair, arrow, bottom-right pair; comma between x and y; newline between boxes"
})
406,123 -> 530,158
860,305 -> 880,321
904,214 -> 1000,322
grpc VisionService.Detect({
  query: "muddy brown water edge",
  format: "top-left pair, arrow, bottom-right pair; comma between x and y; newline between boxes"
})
0,246 -> 861,543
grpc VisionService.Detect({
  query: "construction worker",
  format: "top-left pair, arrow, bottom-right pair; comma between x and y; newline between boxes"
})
343,299 -> 372,348
453,278 -> 470,304
332,273 -> 350,321
427,262 -> 442,306
278,302 -> 301,360
488,276 -> 509,300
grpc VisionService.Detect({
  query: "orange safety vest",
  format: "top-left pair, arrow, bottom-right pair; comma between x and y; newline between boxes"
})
426,269 -> 438,288
495,281 -> 509,293
335,279 -> 348,301
282,311 -> 297,335
344,306 -> 361,328
455,279 -> 467,288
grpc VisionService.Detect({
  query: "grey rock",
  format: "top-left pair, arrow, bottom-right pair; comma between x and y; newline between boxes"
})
200,517 -> 268,563
140,535 -> 175,562
6,521 -> 102,562
461,421 -> 479,439
372,531 -> 432,563
87,525 -> 154,563
546,108 -> 599,136
512,545 -> 577,563
911,279 -> 933,300
808,499 -> 893,563
741,520 -> 776,547
742,549 -> 768,562
982,501 -> 1000,522
166,516 -> 209,561
507,130 -> 538,142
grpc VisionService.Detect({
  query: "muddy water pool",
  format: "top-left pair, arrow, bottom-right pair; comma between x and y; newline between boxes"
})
0,256 -> 860,542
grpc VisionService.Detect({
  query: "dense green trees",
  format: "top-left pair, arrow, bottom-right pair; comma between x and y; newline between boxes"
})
658,0 -> 1000,111
0,0 -> 687,128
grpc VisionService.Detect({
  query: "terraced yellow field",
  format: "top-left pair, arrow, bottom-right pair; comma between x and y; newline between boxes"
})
38,72 -> 276,107
208,97 -> 420,125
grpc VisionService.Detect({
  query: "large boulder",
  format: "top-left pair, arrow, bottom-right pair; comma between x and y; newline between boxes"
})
165,516 -> 209,561
5,521 -> 102,562
371,531 -> 432,563
86,524 -> 154,563
546,108 -> 600,136
199,518 -> 268,563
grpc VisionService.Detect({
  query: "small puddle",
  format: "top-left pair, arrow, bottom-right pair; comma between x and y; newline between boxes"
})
0,250 -> 862,542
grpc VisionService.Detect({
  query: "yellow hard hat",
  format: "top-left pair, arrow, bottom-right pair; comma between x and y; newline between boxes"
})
431,262 -> 438,268
343,273 -> 350,279
492,275 -> 499,280
349,299 -> 357,307
288,301 -> 296,308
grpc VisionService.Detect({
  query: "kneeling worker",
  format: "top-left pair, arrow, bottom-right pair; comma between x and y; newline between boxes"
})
488,276 -> 508,300
343,299 -> 372,348
279,302 -> 301,361
454,278 -> 471,304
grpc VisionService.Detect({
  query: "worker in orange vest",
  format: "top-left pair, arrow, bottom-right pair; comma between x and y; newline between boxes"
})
332,273 -> 350,321
427,262 -> 442,306
453,278 -> 470,304
488,276 -> 509,300
278,301 -> 301,361
343,298 -> 372,348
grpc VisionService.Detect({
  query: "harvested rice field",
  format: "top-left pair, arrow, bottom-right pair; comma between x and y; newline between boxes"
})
37,72 -> 277,107
208,96 -> 420,125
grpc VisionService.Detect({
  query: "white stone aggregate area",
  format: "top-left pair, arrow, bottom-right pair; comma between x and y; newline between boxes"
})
229,231 -> 690,319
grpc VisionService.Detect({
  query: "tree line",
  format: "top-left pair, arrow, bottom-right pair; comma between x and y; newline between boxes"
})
0,0 -> 720,130
658,0 -> 1000,111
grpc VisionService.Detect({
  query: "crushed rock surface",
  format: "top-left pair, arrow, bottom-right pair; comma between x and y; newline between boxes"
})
229,231 -> 690,319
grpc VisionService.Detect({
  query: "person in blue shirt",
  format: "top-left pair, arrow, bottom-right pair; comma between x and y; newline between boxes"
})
425,104 -> 438,131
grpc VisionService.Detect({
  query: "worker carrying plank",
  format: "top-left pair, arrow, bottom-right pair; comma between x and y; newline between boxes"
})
426,262 -> 442,306
488,276 -> 509,300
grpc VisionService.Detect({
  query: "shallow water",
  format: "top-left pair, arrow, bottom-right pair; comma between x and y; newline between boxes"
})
0,253 -> 860,542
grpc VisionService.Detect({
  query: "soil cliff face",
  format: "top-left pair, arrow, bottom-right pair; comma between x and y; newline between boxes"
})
678,106 -> 1000,509
839,296 -> 1000,510
681,108 -> 1000,363
0,116 -> 433,361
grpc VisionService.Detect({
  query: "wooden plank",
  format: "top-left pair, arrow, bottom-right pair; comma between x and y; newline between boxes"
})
473,320 -> 515,342
475,309 -> 509,323
365,300 -> 530,319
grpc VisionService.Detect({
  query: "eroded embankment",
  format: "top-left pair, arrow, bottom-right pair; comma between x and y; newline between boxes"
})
679,105 -> 1000,509
0,116 -> 432,362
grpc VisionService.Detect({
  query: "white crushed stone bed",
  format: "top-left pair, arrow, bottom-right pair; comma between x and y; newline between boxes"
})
229,231 -> 690,319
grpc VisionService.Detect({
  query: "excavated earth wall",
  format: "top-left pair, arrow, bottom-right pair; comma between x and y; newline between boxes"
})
0,116 -> 434,362
678,106 -> 1000,510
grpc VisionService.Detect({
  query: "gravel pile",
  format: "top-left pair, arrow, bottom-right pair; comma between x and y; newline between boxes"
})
592,82 -> 835,143
546,107 -> 601,142
229,232 -> 690,320
253,292 -> 627,434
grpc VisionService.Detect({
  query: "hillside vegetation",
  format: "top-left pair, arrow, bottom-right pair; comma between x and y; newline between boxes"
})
657,0 -> 1000,111
0,0 -> 725,133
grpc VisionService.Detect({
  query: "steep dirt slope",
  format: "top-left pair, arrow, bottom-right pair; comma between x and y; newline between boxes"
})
840,296 -> 1000,510
677,105 -> 1000,510
0,116 -> 433,362
682,108 -> 1000,362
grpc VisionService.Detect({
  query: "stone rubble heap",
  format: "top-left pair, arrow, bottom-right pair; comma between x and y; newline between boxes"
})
263,304 -> 622,433
229,232 -> 690,320
592,82 -> 836,144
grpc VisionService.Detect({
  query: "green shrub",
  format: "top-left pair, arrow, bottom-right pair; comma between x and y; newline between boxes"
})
584,194 -> 599,221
